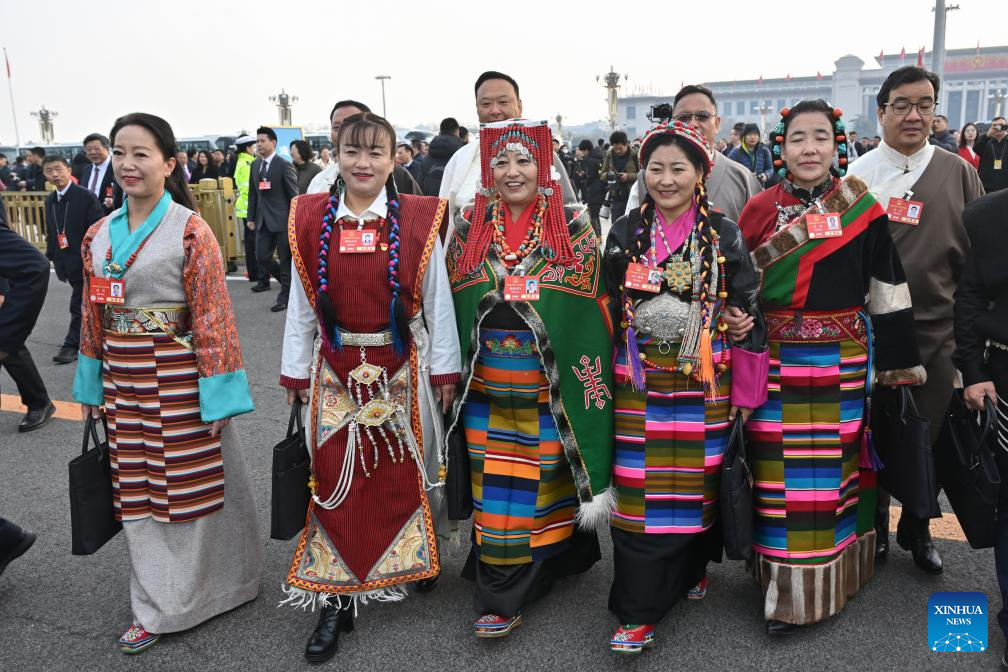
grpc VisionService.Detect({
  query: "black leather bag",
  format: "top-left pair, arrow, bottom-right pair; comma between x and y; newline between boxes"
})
872,386 -> 941,519
69,416 -> 122,555
719,415 -> 753,561
271,400 -> 312,540
935,391 -> 1000,549
445,419 -> 473,521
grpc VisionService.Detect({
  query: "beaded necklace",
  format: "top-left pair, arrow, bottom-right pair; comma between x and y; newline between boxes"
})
104,233 -> 156,278
491,194 -> 545,264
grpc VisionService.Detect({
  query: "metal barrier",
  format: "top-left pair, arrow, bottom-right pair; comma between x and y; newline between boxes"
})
1,178 -> 241,265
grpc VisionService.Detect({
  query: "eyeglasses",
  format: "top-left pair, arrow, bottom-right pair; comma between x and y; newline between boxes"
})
674,112 -> 715,124
883,99 -> 937,116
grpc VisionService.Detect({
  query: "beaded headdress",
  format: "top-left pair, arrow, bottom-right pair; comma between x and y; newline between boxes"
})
770,103 -> 849,180
453,119 -> 574,279
638,120 -> 714,177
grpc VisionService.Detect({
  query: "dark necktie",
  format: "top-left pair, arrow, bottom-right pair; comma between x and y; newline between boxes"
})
88,165 -> 100,193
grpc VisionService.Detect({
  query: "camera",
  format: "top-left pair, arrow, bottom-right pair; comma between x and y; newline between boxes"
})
994,123 -> 1008,132
647,103 -> 675,123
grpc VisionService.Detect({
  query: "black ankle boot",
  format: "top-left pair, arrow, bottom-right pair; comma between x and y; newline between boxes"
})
304,603 -> 354,664
766,619 -> 799,636
896,517 -> 943,574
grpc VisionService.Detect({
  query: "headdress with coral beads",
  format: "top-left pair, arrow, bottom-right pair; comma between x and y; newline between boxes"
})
770,102 -> 850,180
454,118 -> 574,280
638,120 -> 714,176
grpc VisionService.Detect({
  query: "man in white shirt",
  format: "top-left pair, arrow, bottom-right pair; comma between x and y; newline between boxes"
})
81,133 -> 116,214
439,71 -> 576,241
847,65 -> 984,575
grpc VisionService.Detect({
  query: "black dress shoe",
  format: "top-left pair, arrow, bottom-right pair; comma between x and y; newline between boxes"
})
18,403 -> 55,433
874,527 -> 890,562
271,302 -> 287,312
414,573 -> 440,593
0,523 -> 36,576
304,604 -> 354,664
1001,643 -> 1008,671
52,346 -> 78,364
766,620 -> 799,636
896,524 -> 943,574
251,282 -> 271,293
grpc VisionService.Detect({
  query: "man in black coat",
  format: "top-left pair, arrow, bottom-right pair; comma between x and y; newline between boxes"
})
571,139 -> 604,234
419,117 -> 464,196
42,155 -> 104,364
79,133 -> 118,215
974,116 -> 1008,194
0,205 -> 51,572
247,126 -> 298,312
0,205 -> 54,433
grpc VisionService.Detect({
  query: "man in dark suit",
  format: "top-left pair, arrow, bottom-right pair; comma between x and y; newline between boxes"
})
42,155 -> 104,364
247,126 -> 298,312
79,133 -> 118,215
0,204 -> 55,433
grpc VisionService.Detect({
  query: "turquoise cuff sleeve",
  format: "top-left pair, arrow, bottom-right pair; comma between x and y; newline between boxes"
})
198,369 -> 255,422
72,353 -> 105,406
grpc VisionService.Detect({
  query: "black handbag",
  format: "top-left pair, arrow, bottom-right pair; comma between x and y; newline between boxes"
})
68,416 -> 122,555
445,418 -> 473,521
934,391 -> 1000,549
872,386 -> 941,519
270,400 -> 312,541
719,414 -> 753,561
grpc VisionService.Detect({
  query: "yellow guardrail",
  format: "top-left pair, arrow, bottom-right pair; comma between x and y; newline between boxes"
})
1,178 -> 241,265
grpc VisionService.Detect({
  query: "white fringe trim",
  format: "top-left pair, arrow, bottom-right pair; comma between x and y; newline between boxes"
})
277,583 -> 410,615
574,486 -> 616,532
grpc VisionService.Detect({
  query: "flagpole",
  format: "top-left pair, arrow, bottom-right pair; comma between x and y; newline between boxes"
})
3,48 -> 20,148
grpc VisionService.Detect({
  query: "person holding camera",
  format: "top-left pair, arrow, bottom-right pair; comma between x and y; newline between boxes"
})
599,130 -> 638,221
728,123 -> 775,186
571,139 -> 604,234
973,116 -> 1008,194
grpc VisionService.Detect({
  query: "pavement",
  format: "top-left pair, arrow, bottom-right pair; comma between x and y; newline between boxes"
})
0,271 -> 1004,672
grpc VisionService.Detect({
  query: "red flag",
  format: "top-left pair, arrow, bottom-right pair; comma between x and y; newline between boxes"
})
900,46 -> 906,61
879,48 -> 884,60
757,74 -> 763,86
785,73 -> 790,80
817,71 -> 823,81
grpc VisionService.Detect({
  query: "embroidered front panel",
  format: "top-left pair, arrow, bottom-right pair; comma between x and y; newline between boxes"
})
765,309 -> 866,348
365,509 -> 432,582
535,226 -> 600,297
316,359 -> 357,447
571,355 -> 612,410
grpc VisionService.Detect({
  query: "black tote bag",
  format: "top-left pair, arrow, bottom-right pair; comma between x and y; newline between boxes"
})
935,392 -> 1000,549
271,400 -> 312,541
872,385 -> 941,519
445,418 -> 473,521
68,416 -> 122,555
720,414 -> 753,561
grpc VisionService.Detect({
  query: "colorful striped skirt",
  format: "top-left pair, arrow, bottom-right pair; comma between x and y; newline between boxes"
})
611,336 -> 731,534
103,332 -> 224,523
463,328 -> 577,566
747,308 -> 876,624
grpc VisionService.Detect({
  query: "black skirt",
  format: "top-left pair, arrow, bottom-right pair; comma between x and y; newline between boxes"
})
608,525 -> 721,624
462,527 -> 600,617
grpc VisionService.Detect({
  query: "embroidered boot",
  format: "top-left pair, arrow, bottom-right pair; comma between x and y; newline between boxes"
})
610,624 -> 655,654
118,625 -> 160,654
474,613 -> 523,638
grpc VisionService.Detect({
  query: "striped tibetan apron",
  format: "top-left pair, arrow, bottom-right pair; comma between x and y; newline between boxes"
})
101,306 -> 224,523
464,328 -> 577,565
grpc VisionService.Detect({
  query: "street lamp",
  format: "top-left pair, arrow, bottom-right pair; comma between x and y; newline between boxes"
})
375,75 -> 391,118
269,89 -> 298,126
930,1 -> 960,86
555,114 -> 564,144
990,89 -> 1006,119
30,105 -> 57,144
597,67 -> 628,131
757,103 -> 772,139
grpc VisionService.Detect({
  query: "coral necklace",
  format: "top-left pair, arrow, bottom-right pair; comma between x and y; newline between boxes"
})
491,195 -> 545,264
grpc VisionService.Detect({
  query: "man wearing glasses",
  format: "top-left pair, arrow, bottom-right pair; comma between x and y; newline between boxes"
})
848,65 -> 984,576
627,84 -> 761,222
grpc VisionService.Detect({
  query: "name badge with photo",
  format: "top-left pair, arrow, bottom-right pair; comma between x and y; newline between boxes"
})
91,277 -> 125,305
887,197 -> 924,226
339,229 -> 378,253
504,275 -> 540,301
624,262 -> 662,293
58,232 -> 69,249
258,179 -> 271,191
807,212 -> 843,239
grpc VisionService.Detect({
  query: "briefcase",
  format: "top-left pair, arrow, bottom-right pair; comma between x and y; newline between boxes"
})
872,386 -> 941,519
271,400 -> 312,540
720,414 -> 753,561
935,391 -> 1000,549
69,416 -> 122,555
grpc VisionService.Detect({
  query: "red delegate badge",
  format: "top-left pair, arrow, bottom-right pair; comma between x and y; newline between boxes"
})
806,212 -> 843,239
90,277 -> 125,305
887,197 -> 924,226
624,262 -> 662,293
504,275 -> 540,301
57,232 -> 69,249
339,229 -> 378,253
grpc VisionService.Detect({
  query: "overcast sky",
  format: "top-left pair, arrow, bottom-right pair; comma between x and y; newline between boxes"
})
1,0 -> 1003,144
